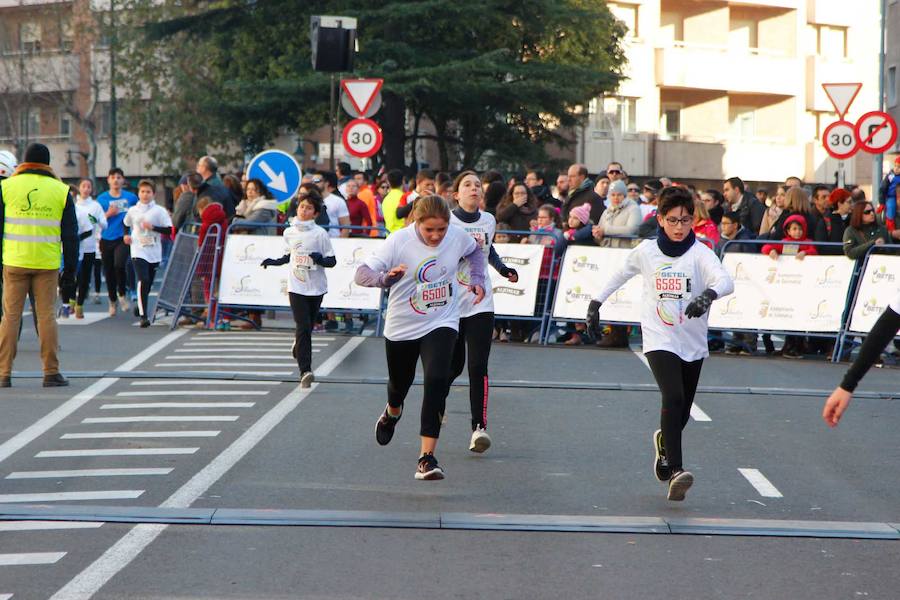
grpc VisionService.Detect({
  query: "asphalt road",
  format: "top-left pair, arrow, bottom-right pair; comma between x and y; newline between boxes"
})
0,304 -> 898,599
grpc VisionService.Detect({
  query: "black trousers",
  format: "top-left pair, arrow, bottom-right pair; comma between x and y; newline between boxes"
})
99,238 -> 129,301
76,252 -> 96,306
645,350 -> 704,472
449,311 -> 494,430
92,256 -> 102,294
288,292 -> 324,373
385,327 -> 458,439
132,258 -> 158,318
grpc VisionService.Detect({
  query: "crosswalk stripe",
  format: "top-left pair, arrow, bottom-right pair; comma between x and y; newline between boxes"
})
0,552 -> 67,566
7,468 -> 173,479
82,416 -> 239,423
129,380 -> 280,386
61,431 -> 220,439
0,521 -> 103,531
175,345 -> 327,351
100,403 -> 255,410
183,342 -> 293,347
0,491 -> 144,503
37,448 -> 198,458
738,468 -> 783,498
163,355 -> 289,360
155,362 -> 298,367
152,371 -> 294,377
116,391 -> 268,397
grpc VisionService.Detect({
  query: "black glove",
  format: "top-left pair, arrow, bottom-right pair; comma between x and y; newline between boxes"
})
260,258 -> 282,269
504,267 -> 518,281
309,252 -> 324,266
684,289 -> 717,319
586,300 -> 602,337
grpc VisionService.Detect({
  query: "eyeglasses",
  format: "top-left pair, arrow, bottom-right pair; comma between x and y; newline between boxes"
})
607,169 -> 622,175
379,184 -> 389,189
664,216 -> 693,226
627,187 -> 640,192
863,209 -> 875,215
311,177 -> 322,184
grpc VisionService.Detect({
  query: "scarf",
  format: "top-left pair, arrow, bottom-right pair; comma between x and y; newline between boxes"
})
656,226 -> 696,257
452,206 -> 481,224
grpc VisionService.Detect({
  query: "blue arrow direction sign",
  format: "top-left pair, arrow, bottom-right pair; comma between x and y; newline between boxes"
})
247,149 -> 301,203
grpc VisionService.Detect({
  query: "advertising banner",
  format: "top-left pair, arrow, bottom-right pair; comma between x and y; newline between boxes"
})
489,243 -> 546,317
847,254 -> 900,333
551,247 -> 644,323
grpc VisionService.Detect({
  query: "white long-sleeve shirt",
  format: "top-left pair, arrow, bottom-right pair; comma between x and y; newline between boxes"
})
593,239 -> 734,361
76,196 -> 108,254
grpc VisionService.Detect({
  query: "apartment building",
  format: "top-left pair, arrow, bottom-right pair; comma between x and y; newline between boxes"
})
0,0 -> 162,180
578,0 -> 882,188
886,0 -> 900,159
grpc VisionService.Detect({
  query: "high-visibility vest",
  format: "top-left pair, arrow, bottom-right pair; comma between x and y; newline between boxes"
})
1,172 -> 69,270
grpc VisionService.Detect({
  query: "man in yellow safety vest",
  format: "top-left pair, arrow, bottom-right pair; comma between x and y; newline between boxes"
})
0,144 -> 79,387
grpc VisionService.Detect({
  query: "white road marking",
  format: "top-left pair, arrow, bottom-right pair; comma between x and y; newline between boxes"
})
116,391 -> 268,397
631,346 -> 711,422
82,416 -> 239,423
155,362 -> 298,367
162,355 -> 290,360
50,336 -> 366,600
0,593 -> 12,600
129,379 -> 280,386
174,348 -> 311,353
182,342 -> 292,347
0,491 -> 144,503
0,552 -> 67,566
738,468 -> 783,498
61,431 -> 220,440
100,402 -> 255,410
155,371 -> 294,376
0,521 -> 103,531
37,448 -> 198,458
7,468 -> 173,479
195,333 -> 334,340
0,330 -> 187,466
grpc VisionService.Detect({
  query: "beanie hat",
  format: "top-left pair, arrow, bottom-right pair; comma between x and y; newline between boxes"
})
23,143 -> 50,165
609,180 -> 628,196
894,156 -> 900,165
828,188 -> 851,206
569,203 -> 591,225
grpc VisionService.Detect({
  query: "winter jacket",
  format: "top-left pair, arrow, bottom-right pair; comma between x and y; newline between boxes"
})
564,223 -> 594,245
198,202 -> 228,249
595,198 -> 641,248
692,219 -> 720,246
496,200 -> 538,236
814,209 -> 850,255
197,179 -> 235,219
842,221 -> 891,260
733,191 -> 766,234
530,184 -> 559,209
758,206 -> 783,236
562,180 -> 604,224
761,214 -> 818,256
232,197 -> 279,234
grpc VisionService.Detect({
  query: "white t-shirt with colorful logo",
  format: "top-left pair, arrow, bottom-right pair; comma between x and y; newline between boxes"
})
283,219 -> 335,296
364,223 -> 477,341
593,239 -> 734,361
450,211 -> 496,318
123,201 -> 172,264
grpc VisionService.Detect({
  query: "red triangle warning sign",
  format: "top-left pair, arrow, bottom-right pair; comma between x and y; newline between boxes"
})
822,83 -> 862,118
341,79 -> 383,117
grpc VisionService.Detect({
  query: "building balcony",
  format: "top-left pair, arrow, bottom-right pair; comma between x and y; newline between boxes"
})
806,55 -> 863,113
655,43 -> 802,97
806,0 -> 853,26
727,0 -> 799,8
0,51 -> 79,94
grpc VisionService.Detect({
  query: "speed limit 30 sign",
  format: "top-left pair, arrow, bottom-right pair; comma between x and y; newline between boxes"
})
342,118 -> 383,159
823,120 -> 858,160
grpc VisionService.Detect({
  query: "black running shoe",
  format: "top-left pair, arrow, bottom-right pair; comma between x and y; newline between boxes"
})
667,470 -> 694,501
653,429 -> 671,482
375,406 -> 401,446
415,453 -> 444,480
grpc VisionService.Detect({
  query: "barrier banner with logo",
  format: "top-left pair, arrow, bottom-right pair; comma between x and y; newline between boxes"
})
847,254 -> 900,333
217,235 -> 383,310
489,243 -> 545,317
551,247 -> 644,323
709,254 -> 854,333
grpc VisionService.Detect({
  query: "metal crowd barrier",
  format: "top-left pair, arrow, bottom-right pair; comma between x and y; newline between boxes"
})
154,223 -> 223,330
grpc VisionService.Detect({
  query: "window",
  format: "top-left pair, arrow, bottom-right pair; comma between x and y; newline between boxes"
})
729,105 -> 755,139
817,25 -> 847,59
98,103 -> 112,137
60,18 -> 74,53
660,104 -> 681,139
609,2 -> 638,38
59,109 -> 71,138
19,22 -> 41,54
616,97 -> 637,134
889,66 -> 897,108
21,108 -> 41,138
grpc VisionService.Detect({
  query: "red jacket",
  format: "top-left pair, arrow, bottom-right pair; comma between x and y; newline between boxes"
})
199,202 -> 228,248
761,214 -> 818,256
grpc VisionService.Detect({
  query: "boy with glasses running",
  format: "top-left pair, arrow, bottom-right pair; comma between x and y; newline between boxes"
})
586,186 -> 734,501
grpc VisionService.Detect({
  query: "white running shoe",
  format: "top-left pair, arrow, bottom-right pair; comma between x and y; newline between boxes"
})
667,470 -> 694,502
118,295 -> 130,313
300,371 -> 314,388
469,426 -> 491,453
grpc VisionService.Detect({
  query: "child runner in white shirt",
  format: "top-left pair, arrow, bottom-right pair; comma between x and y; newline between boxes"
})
355,195 -> 486,480
260,195 -> 336,388
123,180 -> 173,328
587,186 -> 734,501
74,178 -> 107,318
448,171 -> 518,453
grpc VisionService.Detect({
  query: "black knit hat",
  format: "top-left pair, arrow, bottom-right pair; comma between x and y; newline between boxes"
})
24,143 -> 51,165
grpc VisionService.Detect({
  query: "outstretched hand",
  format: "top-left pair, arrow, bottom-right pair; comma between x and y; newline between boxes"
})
822,386 -> 852,428
685,289 -> 717,319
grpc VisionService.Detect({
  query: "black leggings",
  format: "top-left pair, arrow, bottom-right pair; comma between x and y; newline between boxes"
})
288,292 -> 324,373
93,256 -> 102,294
449,311 -> 494,430
645,350 -> 704,472
385,327 -> 458,439
76,252 -> 96,306
100,238 -> 129,301
132,258 -> 158,318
